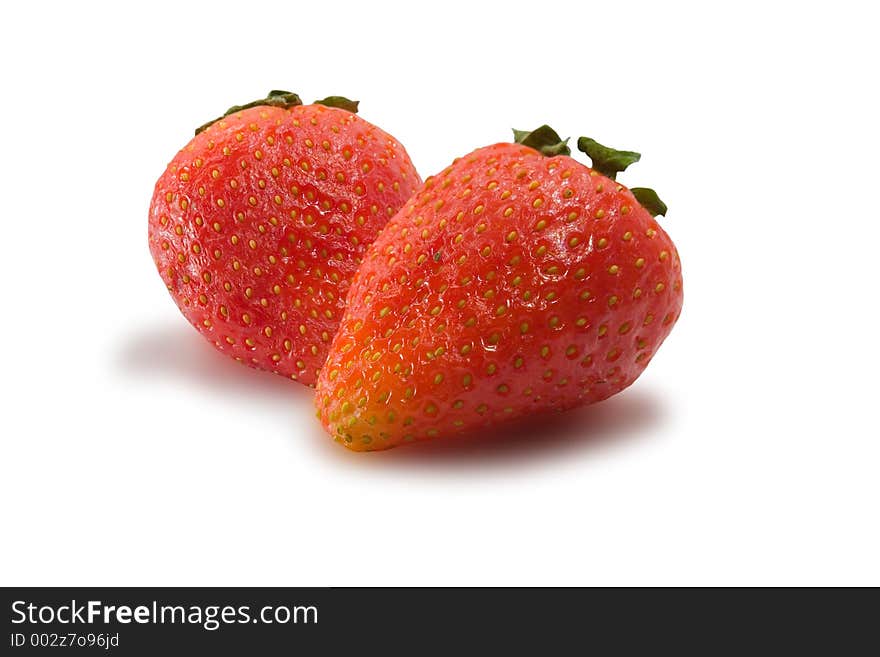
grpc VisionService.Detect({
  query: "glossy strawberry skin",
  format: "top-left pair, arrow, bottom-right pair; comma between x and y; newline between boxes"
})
149,104 -> 421,386
316,143 -> 683,450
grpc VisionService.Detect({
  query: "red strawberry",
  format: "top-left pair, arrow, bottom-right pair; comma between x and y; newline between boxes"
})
148,90 -> 421,386
315,126 -> 682,450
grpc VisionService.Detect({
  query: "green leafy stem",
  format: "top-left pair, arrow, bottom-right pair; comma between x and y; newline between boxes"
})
195,90 -> 359,135
513,126 -> 667,216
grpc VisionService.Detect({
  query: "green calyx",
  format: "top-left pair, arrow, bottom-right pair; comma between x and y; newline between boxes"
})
513,125 -> 571,156
512,125 -> 667,216
576,137 -> 640,181
630,188 -> 667,218
194,90 -> 360,135
576,136 -> 665,216
314,96 -> 360,113
195,90 -> 302,135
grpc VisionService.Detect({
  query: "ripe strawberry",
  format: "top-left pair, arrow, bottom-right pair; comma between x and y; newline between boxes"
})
148,90 -> 421,386
315,126 -> 682,450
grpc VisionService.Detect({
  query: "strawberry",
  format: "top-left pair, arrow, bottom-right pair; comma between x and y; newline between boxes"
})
148,90 -> 421,386
315,126 -> 682,450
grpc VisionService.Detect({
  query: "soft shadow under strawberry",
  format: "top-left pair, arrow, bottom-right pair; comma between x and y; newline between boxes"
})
116,323 -> 312,405
117,324 -> 666,465
337,388 -> 666,467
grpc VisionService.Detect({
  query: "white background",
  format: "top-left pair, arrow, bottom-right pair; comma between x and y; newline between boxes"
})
1,1 -> 878,586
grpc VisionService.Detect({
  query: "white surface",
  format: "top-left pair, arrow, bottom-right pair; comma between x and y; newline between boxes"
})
1,1 -> 878,586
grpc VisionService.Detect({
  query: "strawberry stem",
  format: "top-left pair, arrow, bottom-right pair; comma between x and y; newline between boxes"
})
314,96 -> 360,113
576,136 -> 668,217
576,137 -> 640,181
513,125 -> 571,156
195,90 -> 303,135
513,127 -> 668,215
193,91 -> 360,136
630,188 -> 667,217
